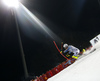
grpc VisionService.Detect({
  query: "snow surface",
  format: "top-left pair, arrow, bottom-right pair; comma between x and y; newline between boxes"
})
47,41 -> 100,81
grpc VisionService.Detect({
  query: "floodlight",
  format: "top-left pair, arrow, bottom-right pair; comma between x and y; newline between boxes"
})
2,0 -> 19,8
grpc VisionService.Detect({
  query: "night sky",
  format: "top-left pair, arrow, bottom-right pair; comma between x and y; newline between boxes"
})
0,0 -> 100,81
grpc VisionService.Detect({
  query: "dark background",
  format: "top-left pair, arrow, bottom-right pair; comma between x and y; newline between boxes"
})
0,0 -> 100,81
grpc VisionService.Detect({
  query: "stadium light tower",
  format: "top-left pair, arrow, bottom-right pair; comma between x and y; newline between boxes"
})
2,0 -> 19,8
2,0 -> 29,79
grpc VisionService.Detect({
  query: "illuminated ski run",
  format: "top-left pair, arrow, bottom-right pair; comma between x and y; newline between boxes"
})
47,41 -> 100,81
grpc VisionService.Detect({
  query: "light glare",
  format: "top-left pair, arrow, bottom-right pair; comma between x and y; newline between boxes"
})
2,0 -> 19,8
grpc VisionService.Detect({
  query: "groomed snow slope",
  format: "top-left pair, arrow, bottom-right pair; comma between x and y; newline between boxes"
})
47,41 -> 100,81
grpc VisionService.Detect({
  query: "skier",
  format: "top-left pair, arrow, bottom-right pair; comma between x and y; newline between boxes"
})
63,43 -> 80,59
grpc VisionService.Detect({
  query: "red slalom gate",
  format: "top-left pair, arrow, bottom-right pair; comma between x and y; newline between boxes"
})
33,59 -> 77,81
57,64 -> 64,72
42,74 -> 48,81
36,76 -> 40,81
61,61 -> 69,68
51,67 -> 59,75
46,70 -> 53,78
39,75 -> 44,81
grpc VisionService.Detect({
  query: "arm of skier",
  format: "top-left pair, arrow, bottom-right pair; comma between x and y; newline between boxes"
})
64,48 -> 70,53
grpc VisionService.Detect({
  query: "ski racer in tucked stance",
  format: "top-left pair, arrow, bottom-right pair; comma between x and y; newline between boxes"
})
63,44 -> 80,59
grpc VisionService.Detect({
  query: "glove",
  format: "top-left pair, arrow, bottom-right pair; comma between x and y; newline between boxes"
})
66,54 -> 70,57
60,51 -> 62,54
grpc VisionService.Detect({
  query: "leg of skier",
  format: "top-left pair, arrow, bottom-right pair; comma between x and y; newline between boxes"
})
68,52 -> 74,59
72,50 -> 80,59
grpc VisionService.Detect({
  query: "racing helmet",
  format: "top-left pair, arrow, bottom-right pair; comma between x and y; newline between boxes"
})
63,44 -> 68,48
